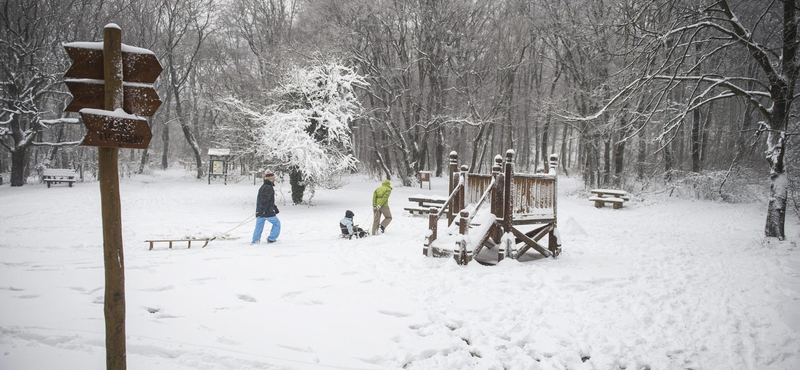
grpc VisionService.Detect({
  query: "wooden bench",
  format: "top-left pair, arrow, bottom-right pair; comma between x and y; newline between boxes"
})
405,196 -> 447,215
43,169 -> 77,188
589,189 -> 629,209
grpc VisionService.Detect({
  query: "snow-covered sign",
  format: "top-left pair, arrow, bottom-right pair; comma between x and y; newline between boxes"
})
207,148 -> 231,156
63,41 -> 162,117
78,108 -> 152,149
63,41 -> 163,83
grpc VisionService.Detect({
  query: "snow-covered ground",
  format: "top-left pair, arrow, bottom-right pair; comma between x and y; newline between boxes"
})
1,169 -> 799,370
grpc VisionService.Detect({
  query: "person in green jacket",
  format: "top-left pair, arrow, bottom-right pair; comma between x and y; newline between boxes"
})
372,179 -> 393,235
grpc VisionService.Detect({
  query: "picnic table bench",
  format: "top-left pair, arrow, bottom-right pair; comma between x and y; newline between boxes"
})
589,188 -> 630,209
43,169 -> 77,188
405,196 -> 447,215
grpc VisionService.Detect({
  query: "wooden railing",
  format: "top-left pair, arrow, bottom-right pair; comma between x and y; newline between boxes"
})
513,174 -> 556,215
425,153 -> 467,250
425,150 -> 562,264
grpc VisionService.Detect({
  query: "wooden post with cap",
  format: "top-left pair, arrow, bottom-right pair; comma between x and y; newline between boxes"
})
99,24 -> 127,370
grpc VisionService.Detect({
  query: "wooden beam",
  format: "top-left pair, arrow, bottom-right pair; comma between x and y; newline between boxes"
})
99,24 -> 126,370
511,225 -> 552,258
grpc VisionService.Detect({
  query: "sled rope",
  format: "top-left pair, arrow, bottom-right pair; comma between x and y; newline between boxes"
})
209,214 -> 256,242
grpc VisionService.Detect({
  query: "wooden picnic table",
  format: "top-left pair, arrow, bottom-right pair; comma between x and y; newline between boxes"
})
43,169 -> 77,188
405,196 -> 447,215
589,188 -> 630,209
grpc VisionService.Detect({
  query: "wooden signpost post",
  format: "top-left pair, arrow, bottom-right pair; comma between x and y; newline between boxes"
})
64,24 -> 162,370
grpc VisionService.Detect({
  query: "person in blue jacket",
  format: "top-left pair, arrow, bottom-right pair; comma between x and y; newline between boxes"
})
340,210 -> 366,239
252,172 -> 280,244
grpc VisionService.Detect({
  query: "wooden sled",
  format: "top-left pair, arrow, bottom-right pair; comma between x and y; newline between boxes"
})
146,238 -> 210,250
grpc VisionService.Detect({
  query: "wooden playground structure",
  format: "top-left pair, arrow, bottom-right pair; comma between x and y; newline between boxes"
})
423,150 -> 561,265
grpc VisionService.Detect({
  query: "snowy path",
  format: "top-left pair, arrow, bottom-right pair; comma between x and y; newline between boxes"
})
1,170 -> 798,370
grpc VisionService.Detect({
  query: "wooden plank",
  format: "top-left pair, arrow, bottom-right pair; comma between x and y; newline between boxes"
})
588,196 -> 624,203
517,223 -> 550,243
64,43 -> 163,83
408,197 -> 446,204
79,109 -> 152,149
65,80 -> 162,116
511,217 -> 556,226
511,225 -> 552,258
590,188 -> 628,196
145,239 -> 209,242
471,222 -> 498,257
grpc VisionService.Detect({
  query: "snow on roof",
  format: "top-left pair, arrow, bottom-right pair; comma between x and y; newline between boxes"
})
208,149 -> 231,156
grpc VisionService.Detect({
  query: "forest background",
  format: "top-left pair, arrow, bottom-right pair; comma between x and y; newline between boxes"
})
1,0 -> 799,239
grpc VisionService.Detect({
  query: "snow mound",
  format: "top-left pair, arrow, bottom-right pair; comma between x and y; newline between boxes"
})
560,216 -> 588,236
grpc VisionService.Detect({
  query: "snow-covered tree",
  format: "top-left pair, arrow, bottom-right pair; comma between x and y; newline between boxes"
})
0,0 -> 87,186
224,62 -> 367,204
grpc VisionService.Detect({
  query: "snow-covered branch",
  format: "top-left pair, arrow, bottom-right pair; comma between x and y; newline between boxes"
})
646,74 -> 772,119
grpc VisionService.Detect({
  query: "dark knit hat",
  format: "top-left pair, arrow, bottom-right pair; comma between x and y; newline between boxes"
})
345,210 -> 354,218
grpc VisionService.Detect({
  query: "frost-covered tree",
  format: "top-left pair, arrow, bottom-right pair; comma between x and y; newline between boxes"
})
581,0 -> 798,240
0,0 -> 91,186
224,62 -> 367,204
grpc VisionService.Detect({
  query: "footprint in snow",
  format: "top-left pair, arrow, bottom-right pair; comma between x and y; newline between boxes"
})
237,294 -> 257,303
281,291 -> 302,299
378,310 -> 412,318
276,344 -> 314,353
216,336 -> 241,345
141,285 -> 174,292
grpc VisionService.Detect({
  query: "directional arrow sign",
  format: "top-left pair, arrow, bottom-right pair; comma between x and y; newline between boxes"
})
64,42 -> 163,83
64,41 -> 162,117
79,108 -> 152,149
65,79 -> 162,116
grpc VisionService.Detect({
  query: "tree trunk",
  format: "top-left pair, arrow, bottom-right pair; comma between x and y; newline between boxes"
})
663,125 -> 674,182
765,131 -> 786,240
290,166 -> 305,204
603,137 -> 611,186
691,107 -> 702,172
171,83 -> 203,179
560,125 -> 569,176
614,136 -> 626,187
541,114 -> 550,173
435,126 -> 444,177
701,103 -> 712,165
161,121 -> 169,170
10,148 -> 26,186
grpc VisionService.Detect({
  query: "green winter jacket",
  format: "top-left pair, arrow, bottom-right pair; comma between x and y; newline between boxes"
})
372,179 -> 392,207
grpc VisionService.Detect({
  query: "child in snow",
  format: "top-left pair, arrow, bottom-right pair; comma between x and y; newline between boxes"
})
340,210 -> 367,239
371,179 -> 393,235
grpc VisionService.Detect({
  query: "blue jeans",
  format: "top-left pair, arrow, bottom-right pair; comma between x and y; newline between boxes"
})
252,216 -> 280,244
